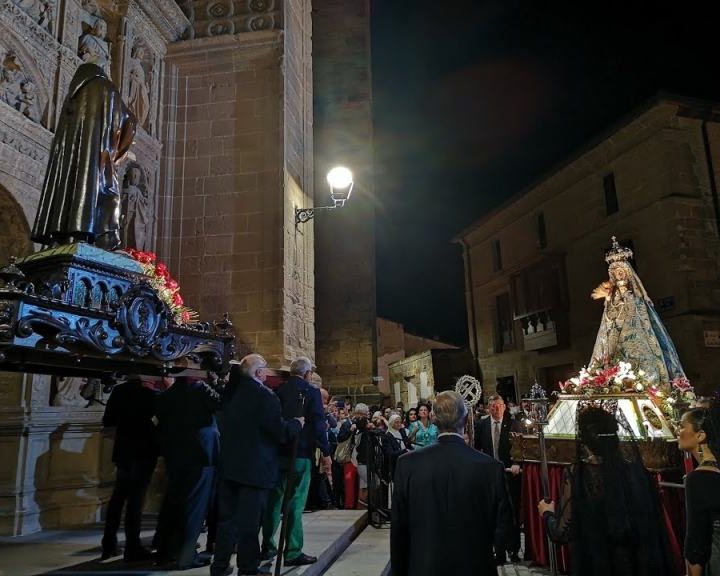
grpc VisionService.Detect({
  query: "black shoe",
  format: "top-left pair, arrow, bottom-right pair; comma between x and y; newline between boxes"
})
509,552 -> 521,563
124,546 -> 153,562
176,556 -> 211,570
284,553 -> 317,566
100,546 -> 120,560
260,548 -> 277,562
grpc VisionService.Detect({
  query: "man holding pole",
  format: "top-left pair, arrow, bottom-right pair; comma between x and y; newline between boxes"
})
261,357 -> 332,567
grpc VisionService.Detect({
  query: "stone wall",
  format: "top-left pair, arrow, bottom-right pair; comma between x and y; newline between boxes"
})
159,0 -> 315,368
457,98 -> 720,397
313,0 -> 377,402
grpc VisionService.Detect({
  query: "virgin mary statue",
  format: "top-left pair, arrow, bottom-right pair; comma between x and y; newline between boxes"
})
589,237 -> 686,390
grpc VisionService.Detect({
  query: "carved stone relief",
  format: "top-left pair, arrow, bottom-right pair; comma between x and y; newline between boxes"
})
0,49 -> 44,124
178,0 -> 280,39
78,16 -> 110,70
121,162 -> 151,251
13,0 -> 54,32
51,376 -> 92,407
127,40 -> 152,129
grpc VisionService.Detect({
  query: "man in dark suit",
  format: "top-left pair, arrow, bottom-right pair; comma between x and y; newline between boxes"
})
154,376 -> 220,569
101,375 -> 158,561
210,354 -> 304,576
474,393 -> 522,563
391,391 -> 512,576
261,357 -> 331,566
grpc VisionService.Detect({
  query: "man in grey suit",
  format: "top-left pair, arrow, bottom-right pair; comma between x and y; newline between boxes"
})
391,391 -> 512,576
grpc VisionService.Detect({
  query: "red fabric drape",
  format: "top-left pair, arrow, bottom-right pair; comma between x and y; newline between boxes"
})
522,463 -> 686,575
521,463 -> 572,573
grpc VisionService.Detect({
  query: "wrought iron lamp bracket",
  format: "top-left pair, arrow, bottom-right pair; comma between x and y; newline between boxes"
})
295,205 -> 338,225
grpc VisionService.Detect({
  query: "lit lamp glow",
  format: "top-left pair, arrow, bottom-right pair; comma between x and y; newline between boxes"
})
295,166 -> 354,225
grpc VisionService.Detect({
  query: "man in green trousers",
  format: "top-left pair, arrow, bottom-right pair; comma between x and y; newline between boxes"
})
261,357 -> 332,566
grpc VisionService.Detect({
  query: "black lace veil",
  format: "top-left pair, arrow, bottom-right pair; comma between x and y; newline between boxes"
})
549,400 -> 674,576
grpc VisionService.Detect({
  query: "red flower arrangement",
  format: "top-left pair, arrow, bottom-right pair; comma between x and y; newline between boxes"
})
123,248 -> 197,324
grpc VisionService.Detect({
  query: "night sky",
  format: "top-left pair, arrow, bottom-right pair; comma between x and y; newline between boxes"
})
371,0 -> 720,346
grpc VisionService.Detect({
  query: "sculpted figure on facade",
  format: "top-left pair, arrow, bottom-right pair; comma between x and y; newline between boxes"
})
52,376 -> 91,407
127,43 -> 151,128
14,0 -> 54,31
0,51 -> 43,123
121,164 -> 150,250
31,63 -> 136,250
79,19 -> 110,70
0,53 -> 23,109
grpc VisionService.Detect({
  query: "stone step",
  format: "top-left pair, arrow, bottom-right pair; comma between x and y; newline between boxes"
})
266,510 -> 368,576
0,510 -> 367,576
322,525 -> 390,576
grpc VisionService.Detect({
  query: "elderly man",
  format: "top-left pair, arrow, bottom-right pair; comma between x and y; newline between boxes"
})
475,393 -> 522,563
210,355 -> 304,576
261,357 -> 331,566
391,391 -> 512,576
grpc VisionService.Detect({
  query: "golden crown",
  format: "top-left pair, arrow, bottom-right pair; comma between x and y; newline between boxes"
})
605,236 -> 633,265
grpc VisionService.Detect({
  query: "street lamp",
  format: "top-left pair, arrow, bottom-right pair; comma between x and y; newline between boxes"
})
295,166 -> 354,225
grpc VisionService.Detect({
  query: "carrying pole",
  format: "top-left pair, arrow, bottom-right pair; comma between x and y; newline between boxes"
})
274,393 -> 304,576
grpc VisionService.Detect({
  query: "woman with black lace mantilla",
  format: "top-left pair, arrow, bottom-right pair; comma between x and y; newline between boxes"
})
677,401 -> 720,576
537,405 -> 674,576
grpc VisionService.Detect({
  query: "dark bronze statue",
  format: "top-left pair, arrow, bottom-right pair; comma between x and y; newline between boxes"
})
31,63 -> 136,250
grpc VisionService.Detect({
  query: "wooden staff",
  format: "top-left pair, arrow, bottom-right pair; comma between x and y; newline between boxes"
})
274,392 -> 304,576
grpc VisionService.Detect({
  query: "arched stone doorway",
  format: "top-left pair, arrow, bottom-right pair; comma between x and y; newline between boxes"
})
0,184 -> 33,264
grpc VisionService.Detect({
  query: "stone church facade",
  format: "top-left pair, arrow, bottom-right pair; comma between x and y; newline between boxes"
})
0,0 -> 376,535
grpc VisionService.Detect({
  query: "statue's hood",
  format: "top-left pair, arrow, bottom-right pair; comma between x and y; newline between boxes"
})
68,63 -> 108,99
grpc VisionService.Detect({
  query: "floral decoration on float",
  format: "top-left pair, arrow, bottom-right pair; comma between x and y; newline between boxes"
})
559,360 -> 695,420
122,248 -> 198,325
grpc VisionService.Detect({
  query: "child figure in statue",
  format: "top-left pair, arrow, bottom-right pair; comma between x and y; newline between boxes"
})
589,237 -> 686,391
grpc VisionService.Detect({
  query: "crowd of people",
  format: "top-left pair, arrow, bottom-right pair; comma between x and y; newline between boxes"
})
100,362 -> 720,576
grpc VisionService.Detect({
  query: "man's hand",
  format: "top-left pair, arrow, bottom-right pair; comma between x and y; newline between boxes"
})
537,499 -> 555,516
350,424 -> 357,432
510,464 -> 521,476
321,455 -> 332,476
295,416 -> 305,427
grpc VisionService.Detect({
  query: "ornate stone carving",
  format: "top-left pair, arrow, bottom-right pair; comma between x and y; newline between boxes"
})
13,0 -> 54,32
121,163 -> 151,251
179,0 -> 280,39
126,41 -> 151,128
0,49 -> 43,123
78,17 -> 109,69
51,376 -> 91,407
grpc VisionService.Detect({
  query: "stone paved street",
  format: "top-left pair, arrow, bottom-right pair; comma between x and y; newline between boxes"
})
0,510 -> 554,576
499,563 -> 553,576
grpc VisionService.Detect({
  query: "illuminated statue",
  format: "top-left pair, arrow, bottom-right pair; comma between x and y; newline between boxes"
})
589,237 -> 686,390
31,63 -> 136,250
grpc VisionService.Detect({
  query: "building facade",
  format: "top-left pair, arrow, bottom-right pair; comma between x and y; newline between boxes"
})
376,317 -> 457,400
457,97 -> 720,399
0,0 -> 374,535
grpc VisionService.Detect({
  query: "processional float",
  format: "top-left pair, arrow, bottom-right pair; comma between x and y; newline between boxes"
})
513,238 -> 695,574
0,63 -> 234,380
